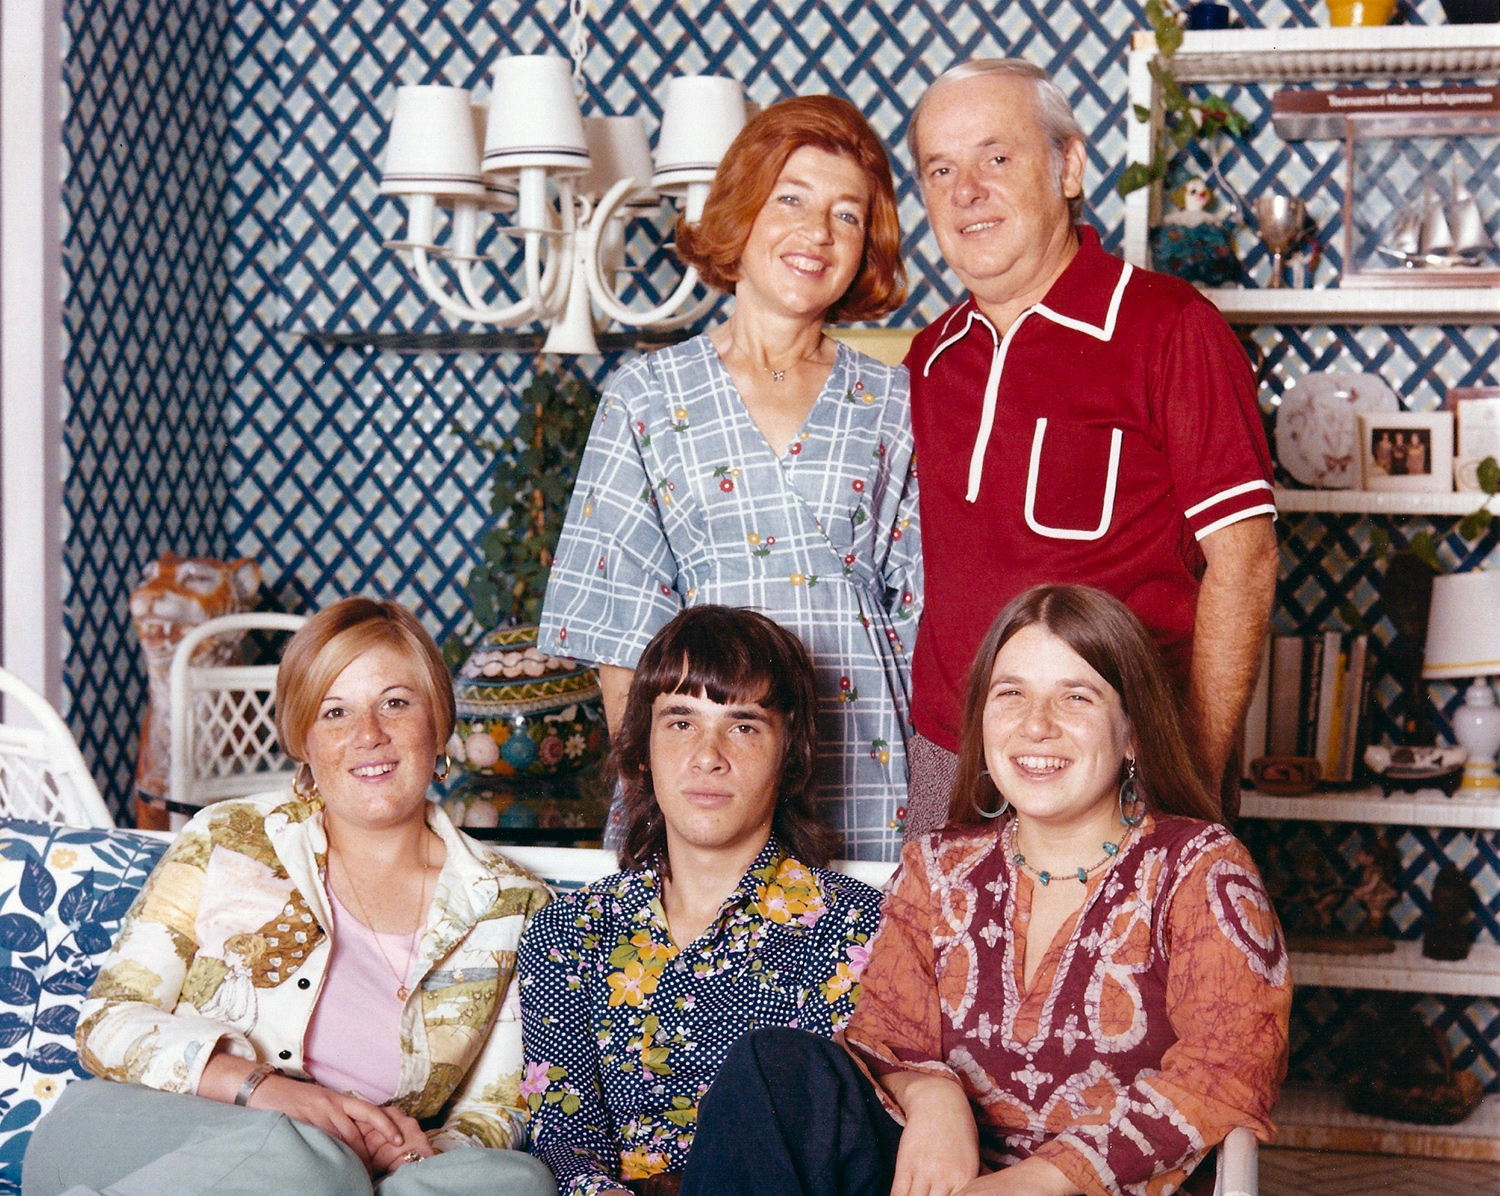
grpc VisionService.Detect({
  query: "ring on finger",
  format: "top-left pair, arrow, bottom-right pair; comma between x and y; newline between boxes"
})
400,1150 -> 421,1164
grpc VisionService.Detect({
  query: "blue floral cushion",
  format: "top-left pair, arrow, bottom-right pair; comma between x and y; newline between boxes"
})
0,819 -> 166,1193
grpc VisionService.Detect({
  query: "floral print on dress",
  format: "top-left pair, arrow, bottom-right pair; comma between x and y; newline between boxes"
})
539,336 -> 922,860
519,838 -> 882,1196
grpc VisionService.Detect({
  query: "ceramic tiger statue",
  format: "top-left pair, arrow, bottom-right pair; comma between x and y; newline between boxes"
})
129,553 -> 260,827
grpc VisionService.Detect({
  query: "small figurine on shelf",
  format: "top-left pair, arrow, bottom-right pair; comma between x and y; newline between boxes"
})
1350,832 -> 1400,939
1150,176 -> 1243,287
1423,863 -> 1475,961
1283,847 -> 1347,936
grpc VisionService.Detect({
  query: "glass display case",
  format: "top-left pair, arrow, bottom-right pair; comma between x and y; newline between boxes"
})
1342,110 -> 1500,289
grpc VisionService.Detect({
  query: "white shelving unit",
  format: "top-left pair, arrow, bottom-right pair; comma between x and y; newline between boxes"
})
1275,1086 -> 1500,1162
1123,24 -> 1500,322
1122,21 -> 1500,1162
1240,784 -> 1500,829
1274,488 -> 1500,516
1201,285 -> 1500,326
1289,940 -> 1500,997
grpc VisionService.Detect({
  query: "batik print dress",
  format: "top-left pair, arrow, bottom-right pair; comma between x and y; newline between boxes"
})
539,335 -> 921,861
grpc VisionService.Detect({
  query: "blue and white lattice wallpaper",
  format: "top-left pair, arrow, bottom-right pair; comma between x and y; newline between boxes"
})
60,0 -> 1497,1092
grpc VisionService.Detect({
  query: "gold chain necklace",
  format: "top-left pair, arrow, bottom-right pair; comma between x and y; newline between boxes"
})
330,842 -> 432,1001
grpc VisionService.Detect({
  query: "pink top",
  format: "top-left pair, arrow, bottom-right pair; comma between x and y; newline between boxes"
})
303,889 -> 414,1103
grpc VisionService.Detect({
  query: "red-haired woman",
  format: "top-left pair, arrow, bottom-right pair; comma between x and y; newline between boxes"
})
539,95 -> 919,862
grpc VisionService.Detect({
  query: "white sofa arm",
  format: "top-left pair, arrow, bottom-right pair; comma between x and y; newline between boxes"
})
1214,1126 -> 1258,1196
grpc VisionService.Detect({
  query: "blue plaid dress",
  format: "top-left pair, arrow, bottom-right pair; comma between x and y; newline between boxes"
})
538,335 -> 921,860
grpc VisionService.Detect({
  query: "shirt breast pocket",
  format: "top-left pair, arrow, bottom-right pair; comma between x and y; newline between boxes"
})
1023,417 -> 1123,542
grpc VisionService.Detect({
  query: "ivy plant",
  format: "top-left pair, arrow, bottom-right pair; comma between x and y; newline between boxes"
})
1117,0 -> 1251,198
448,368 -> 600,665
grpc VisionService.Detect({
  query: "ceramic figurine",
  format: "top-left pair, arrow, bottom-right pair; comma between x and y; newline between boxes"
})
129,553 -> 260,829
1161,177 -> 1218,227
1423,863 -> 1474,961
1150,176 -> 1243,287
1350,833 -> 1399,939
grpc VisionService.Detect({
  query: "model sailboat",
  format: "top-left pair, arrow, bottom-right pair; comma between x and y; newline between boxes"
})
1380,173 -> 1494,269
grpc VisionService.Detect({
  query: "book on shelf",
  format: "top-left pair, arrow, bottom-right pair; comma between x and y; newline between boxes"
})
1246,632 -> 1371,784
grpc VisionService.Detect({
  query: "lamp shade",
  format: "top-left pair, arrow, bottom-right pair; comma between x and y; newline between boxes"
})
1423,570 -> 1500,679
482,56 -> 590,176
381,86 -> 485,198
651,75 -> 746,194
579,116 -> 658,211
470,102 -> 517,212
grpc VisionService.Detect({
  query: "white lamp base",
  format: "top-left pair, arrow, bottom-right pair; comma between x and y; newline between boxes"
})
1451,679 -> 1500,790
1460,761 -> 1500,789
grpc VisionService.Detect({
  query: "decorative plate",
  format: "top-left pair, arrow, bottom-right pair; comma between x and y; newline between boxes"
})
1275,372 -> 1400,488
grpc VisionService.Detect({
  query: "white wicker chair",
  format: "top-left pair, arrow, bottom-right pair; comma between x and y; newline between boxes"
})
167,613 -> 307,813
0,667 -> 113,827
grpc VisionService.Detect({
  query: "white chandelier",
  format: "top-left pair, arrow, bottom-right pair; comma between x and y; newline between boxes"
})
380,16 -> 746,356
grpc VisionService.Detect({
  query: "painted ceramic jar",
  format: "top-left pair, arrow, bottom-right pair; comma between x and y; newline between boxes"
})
448,626 -> 607,780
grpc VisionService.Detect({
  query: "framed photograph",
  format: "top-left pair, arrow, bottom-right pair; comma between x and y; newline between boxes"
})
1357,411 -> 1453,492
1445,386 -> 1500,455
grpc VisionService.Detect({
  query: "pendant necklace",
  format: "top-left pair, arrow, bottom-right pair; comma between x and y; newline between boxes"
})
332,842 -> 432,1001
761,340 -> 827,383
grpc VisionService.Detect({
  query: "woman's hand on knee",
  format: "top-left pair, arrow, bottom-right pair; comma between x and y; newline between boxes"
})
250,1076 -> 400,1172
364,1108 -> 435,1176
887,1073 -> 979,1196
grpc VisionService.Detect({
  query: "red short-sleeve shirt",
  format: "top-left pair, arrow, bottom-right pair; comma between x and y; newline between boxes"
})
907,228 -> 1275,752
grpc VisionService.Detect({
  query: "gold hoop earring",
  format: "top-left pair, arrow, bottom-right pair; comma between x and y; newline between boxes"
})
434,753 -> 451,782
293,762 -> 318,799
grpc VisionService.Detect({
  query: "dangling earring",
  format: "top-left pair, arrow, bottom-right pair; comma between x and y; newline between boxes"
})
972,773 -> 1010,821
1118,758 -> 1144,827
433,753 -> 451,782
293,762 -> 318,800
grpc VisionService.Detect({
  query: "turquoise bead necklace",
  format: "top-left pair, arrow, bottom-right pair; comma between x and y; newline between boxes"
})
1013,823 -> 1131,887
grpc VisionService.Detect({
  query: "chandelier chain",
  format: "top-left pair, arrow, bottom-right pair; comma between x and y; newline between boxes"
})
568,0 -> 589,91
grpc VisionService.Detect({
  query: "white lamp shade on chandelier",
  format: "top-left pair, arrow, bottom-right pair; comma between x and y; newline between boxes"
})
380,55 -> 747,355
1423,569 -> 1500,788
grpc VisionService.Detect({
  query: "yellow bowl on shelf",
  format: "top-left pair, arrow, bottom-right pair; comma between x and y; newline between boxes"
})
1326,0 -> 1396,23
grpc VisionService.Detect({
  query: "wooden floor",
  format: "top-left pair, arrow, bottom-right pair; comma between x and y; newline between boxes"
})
1261,1147 -> 1500,1194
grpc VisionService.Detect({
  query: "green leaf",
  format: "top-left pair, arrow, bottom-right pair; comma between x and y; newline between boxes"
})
442,636 -> 468,672
1170,117 -> 1197,149
1370,525 -> 1390,557
1133,103 -> 1152,124
1459,508 -> 1492,541
1479,456 -> 1500,495
1408,531 -> 1442,572
1145,0 -> 1183,55
1116,162 -> 1157,198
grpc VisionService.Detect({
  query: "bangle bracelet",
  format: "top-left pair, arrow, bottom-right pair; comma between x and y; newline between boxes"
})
234,1062 -> 280,1107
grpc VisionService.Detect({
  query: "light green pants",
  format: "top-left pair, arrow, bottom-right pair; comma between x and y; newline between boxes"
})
22,1080 -> 557,1196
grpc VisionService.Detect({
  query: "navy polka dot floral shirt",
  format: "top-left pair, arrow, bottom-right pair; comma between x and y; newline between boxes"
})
518,836 -> 883,1196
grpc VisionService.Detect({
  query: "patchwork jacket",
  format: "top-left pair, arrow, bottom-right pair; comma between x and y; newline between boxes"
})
77,790 -> 552,1151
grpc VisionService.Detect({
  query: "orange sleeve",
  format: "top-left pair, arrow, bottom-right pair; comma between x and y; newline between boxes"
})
841,838 -> 959,1092
1034,835 -> 1292,1195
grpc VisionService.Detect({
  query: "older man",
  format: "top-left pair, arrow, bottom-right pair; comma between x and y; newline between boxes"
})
902,60 -> 1278,834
